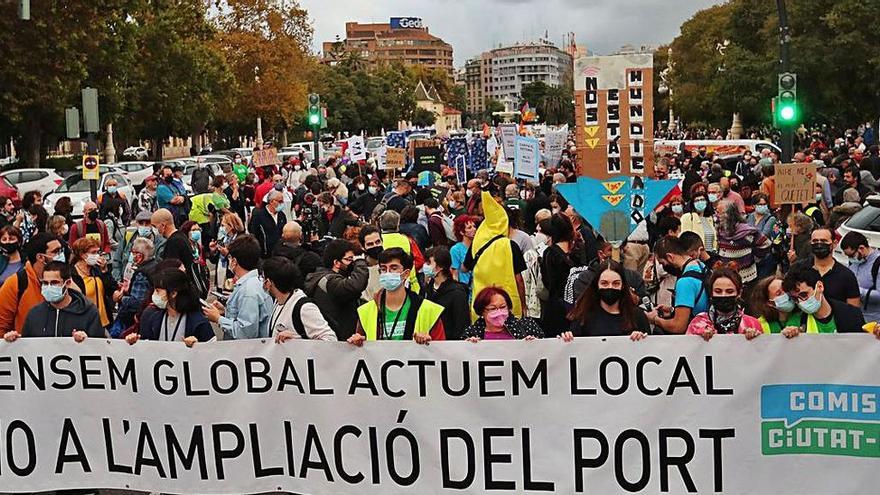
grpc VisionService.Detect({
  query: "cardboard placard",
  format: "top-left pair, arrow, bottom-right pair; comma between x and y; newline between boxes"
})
574,54 -> 654,179
774,163 -> 817,205
514,135 -> 541,184
414,146 -> 441,173
251,148 -> 280,168
385,147 -> 406,170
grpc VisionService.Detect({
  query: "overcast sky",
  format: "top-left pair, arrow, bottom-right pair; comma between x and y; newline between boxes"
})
300,0 -> 721,65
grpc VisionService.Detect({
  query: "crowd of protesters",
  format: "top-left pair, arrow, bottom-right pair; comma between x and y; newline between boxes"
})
2,123 -> 880,349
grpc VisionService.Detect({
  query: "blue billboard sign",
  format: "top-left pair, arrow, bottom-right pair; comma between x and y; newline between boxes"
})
390,17 -> 424,29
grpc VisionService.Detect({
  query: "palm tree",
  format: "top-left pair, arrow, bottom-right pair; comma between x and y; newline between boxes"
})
341,50 -> 368,72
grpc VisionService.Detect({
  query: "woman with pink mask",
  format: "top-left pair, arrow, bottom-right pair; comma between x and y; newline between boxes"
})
461,287 -> 543,341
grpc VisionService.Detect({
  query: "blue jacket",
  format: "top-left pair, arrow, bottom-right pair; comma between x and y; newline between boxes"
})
139,306 -> 215,342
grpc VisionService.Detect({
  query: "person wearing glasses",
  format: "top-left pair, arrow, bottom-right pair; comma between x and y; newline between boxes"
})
780,262 -> 865,334
5,261 -> 103,341
348,248 -> 444,346
462,286 -> 543,342
0,233 -> 65,335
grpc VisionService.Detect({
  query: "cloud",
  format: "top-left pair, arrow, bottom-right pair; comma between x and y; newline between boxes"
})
300,0 -> 720,64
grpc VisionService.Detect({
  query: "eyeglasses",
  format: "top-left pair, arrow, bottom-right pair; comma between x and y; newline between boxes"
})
792,290 -> 815,302
485,305 -> 508,312
341,256 -> 355,263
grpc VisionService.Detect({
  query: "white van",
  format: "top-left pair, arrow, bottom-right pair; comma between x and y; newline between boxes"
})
654,139 -> 781,158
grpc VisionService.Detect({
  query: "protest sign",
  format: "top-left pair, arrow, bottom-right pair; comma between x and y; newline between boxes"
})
1,336 -> 878,494
251,148 -> 280,168
414,146 -> 441,173
499,124 -> 518,159
385,147 -> 406,170
374,145 -> 388,170
446,137 -> 469,172
469,137 -> 488,172
454,154 -> 467,184
543,124 -> 569,167
514,135 -> 540,184
774,163 -> 817,205
486,134 -> 498,157
574,54 -> 655,178
347,136 -> 366,161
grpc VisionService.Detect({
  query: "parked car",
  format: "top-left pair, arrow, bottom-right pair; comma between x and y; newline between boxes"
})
122,146 -> 149,160
43,166 -> 134,218
835,196 -> 880,263
193,154 -> 233,173
0,175 -> 21,207
114,161 -> 156,191
0,168 -> 64,196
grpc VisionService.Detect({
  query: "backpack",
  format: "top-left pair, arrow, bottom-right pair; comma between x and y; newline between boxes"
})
863,257 -> 880,311
677,260 -> 712,309
290,297 -> 331,339
563,266 -> 593,305
15,268 -> 27,302
370,193 -> 398,222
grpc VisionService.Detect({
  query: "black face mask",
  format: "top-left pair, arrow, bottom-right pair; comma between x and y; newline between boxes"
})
662,263 -> 682,277
87,210 -> 99,221
0,242 -> 18,254
598,288 -> 623,305
712,295 -> 738,313
811,242 -> 832,259
365,246 -> 383,260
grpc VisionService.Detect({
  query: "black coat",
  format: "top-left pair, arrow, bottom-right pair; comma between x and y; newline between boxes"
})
424,278 -> 470,340
249,206 -> 287,256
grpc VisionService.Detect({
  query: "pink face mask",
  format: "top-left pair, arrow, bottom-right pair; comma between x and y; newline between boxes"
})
486,309 -> 509,327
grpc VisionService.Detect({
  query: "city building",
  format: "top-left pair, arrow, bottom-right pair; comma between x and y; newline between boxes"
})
410,81 -> 461,136
461,38 -> 573,115
321,18 -> 454,77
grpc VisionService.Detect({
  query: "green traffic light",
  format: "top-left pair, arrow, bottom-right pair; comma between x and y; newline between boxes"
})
779,104 -> 796,122
309,114 -> 320,125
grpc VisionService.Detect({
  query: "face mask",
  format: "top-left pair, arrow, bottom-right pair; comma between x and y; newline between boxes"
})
86,253 -> 101,266
708,193 -> 719,203
0,242 -> 18,254
598,288 -> 623,305
662,263 -> 682,277
849,254 -> 864,266
369,186 -> 378,195
379,272 -> 404,292
671,204 -> 683,215
107,186 -> 118,194
41,284 -> 66,304
797,293 -> 822,314
756,204 -> 770,215
87,210 -> 99,221
773,294 -> 796,313
365,246 -> 383,260
466,189 -> 474,198
274,184 -> 284,191
712,295 -> 738,313
357,183 -> 365,191
485,308 -> 509,327
811,242 -> 832,259
51,251 -> 66,263
152,293 -> 168,309
693,200 -> 707,213
815,193 -> 823,202
137,226 -> 152,237
447,200 -> 457,209
218,226 -> 228,239
190,230 -> 202,242
422,264 -> 435,278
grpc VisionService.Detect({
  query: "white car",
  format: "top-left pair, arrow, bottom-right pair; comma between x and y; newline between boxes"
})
177,159 -> 225,194
0,168 -> 64,196
114,161 -> 156,190
43,166 -> 135,218
835,196 -> 880,263
122,146 -> 149,160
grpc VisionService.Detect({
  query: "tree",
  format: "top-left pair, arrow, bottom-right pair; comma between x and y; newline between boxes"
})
483,99 -> 505,124
520,81 -> 573,125
411,108 -> 437,128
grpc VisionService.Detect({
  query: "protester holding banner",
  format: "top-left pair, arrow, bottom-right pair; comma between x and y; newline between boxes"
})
261,256 -> 337,342
131,268 -> 214,346
564,260 -> 650,340
686,263 -> 763,340
422,246 -> 469,340
781,262 -> 865,334
648,235 -> 710,334
462,286 -> 542,341
749,275 -> 804,337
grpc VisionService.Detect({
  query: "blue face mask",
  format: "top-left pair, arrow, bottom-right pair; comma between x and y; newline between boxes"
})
797,293 -> 822,314
190,230 -> 201,242
107,186 -> 118,194
707,193 -> 719,203
693,199 -> 708,213
422,264 -> 435,278
756,204 -> 770,215
773,294 -> 796,313
218,226 -> 227,239
137,226 -> 152,237
671,204 -> 683,215
41,284 -> 66,304
379,272 -> 404,292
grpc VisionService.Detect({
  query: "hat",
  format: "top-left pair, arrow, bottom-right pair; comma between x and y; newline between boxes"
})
144,175 -> 158,182
136,210 -> 152,222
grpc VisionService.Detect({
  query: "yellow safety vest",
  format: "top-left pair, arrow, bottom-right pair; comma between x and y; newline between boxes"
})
381,232 -> 420,293
758,314 -> 818,334
357,295 -> 444,340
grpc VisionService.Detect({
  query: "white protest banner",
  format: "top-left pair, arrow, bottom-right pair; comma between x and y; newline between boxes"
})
499,124 -> 517,161
514,135 -> 541,184
543,124 -> 569,166
1,336 -> 878,494
486,134 -> 499,157
347,136 -> 366,161
374,145 -> 388,170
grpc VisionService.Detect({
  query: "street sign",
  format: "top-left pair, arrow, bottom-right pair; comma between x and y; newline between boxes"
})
82,155 -> 100,180
81,88 -> 99,134
65,108 -> 80,139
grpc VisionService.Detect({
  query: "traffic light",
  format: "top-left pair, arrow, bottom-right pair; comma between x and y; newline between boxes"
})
776,72 -> 798,126
308,93 -> 321,126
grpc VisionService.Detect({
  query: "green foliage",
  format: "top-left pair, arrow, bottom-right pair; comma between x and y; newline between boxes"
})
411,108 -> 437,128
519,81 -> 574,125
666,0 -> 880,128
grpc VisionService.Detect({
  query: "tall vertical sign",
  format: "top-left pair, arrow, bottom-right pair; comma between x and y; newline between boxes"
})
574,54 -> 654,179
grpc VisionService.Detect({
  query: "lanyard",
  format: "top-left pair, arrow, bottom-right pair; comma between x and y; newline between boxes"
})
270,294 -> 295,333
380,293 -> 408,340
163,312 -> 185,342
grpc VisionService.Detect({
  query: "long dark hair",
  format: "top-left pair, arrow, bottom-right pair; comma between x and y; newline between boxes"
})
568,260 -> 637,331
153,268 -> 200,313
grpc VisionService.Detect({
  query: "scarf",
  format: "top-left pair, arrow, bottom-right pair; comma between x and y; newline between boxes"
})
708,306 -> 743,335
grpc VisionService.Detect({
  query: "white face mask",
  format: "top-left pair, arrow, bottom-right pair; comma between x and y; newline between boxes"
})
152,293 -> 168,309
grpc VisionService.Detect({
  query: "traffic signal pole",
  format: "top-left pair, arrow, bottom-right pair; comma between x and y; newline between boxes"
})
776,0 -> 793,162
